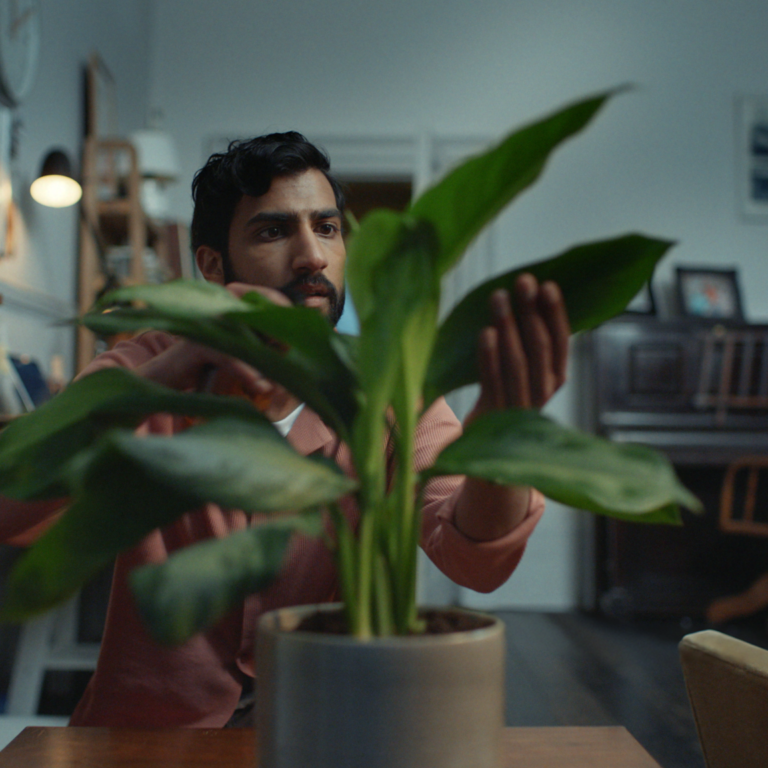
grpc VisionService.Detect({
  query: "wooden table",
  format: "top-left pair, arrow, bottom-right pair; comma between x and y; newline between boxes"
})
0,726 -> 663,767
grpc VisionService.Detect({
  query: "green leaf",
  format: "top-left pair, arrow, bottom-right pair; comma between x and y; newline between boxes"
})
345,210 -> 441,495
135,286 -> 360,408
426,409 -> 701,523
410,89 -> 621,275
131,514 -> 324,645
235,293 -> 360,428
85,280 -> 359,437
424,234 -> 674,403
344,210 -> 443,634
346,212 -> 435,406
109,418 -> 357,512
94,278 -> 251,317
346,209 -> 414,325
0,420 -> 355,622
0,368 -> 271,500
0,441 -> 196,621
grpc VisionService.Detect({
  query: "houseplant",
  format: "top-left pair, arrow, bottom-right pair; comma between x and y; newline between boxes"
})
0,88 -> 699,765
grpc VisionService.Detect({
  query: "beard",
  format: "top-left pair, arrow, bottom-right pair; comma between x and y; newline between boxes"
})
279,273 -> 346,327
221,253 -> 346,327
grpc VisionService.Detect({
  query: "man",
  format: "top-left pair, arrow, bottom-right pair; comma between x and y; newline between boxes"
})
151,132 -> 568,541
1,132 -> 569,727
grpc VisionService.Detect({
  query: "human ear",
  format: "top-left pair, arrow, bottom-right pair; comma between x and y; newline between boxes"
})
196,246 -> 225,284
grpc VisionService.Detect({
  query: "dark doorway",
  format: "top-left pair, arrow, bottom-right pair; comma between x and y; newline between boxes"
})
340,179 -> 412,225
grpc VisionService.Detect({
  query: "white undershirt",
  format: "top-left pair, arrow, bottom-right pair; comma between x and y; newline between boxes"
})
273,403 -> 305,437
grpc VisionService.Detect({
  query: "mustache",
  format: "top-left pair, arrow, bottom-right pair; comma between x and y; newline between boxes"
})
278,274 -> 346,327
279,274 -> 339,306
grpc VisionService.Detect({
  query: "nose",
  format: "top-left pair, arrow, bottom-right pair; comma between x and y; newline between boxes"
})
291,224 -> 328,274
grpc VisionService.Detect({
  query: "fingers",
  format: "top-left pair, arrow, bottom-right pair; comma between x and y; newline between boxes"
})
513,276 -> 554,408
200,284 -> 294,400
476,327 -> 506,412
138,338 -> 271,401
489,290 -> 531,408
538,280 -> 570,388
203,350 -> 274,402
478,274 -> 570,412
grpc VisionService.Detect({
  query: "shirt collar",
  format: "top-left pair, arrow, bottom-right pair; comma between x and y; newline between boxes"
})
286,406 -> 336,455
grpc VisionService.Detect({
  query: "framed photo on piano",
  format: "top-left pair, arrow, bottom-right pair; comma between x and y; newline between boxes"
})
624,281 -> 657,315
676,266 -> 744,321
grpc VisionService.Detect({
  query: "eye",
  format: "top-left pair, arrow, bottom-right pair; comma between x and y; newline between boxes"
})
258,225 -> 285,240
316,222 -> 340,236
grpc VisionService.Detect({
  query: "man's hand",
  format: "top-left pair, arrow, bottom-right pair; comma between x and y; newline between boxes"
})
135,338 -> 270,398
468,273 -> 570,420
453,273 -> 570,542
135,282 -> 296,417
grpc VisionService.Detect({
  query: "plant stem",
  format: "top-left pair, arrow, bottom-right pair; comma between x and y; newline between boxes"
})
354,509 -> 375,639
405,486 -> 426,632
373,553 -> 394,636
348,404 -> 389,639
328,502 -> 358,633
392,401 -> 418,635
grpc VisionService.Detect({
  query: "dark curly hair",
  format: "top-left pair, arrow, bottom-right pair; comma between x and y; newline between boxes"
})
190,132 -> 345,269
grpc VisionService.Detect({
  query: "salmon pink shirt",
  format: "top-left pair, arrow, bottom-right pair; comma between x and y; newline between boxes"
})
0,331 -> 544,727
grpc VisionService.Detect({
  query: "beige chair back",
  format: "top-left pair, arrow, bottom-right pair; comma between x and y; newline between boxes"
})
680,630 -> 768,768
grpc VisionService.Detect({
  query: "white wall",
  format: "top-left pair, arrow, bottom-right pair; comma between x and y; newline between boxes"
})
146,0 -> 768,336
142,0 -> 768,610
149,0 -> 768,309
0,0 -> 152,379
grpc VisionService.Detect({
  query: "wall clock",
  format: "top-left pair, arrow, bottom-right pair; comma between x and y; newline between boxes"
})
0,0 -> 40,107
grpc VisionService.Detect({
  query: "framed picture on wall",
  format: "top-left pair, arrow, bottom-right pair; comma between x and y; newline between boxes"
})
85,52 -> 118,138
736,95 -> 768,220
0,107 -> 12,259
676,267 -> 744,321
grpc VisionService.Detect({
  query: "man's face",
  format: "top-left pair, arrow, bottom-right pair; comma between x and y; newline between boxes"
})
201,169 -> 346,325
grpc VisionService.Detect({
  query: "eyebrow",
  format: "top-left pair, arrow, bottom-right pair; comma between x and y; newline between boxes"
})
246,208 -> 342,226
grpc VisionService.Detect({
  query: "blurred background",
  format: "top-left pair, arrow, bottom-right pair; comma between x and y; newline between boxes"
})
3,3 -> 768,764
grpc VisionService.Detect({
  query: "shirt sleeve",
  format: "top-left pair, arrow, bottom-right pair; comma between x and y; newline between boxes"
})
0,497 -> 68,546
414,397 -> 545,593
76,331 -> 177,379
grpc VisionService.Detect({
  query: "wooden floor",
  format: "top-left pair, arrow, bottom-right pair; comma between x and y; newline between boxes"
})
497,610 -> 768,768
29,609 -> 768,768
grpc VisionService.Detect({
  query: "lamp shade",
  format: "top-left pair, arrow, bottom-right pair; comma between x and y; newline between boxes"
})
30,149 -> 82,207
129,129 -> 180,180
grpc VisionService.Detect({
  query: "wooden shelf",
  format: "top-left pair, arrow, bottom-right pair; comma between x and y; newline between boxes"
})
76,55 -> 191,374
97,198 -> 133,215
76,137 -> 146,373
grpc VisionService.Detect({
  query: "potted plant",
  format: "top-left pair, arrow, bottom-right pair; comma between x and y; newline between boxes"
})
0,88 -> 699,767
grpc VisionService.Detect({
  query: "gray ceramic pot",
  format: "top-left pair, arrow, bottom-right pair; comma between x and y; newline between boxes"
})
256,603 -> 504,768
